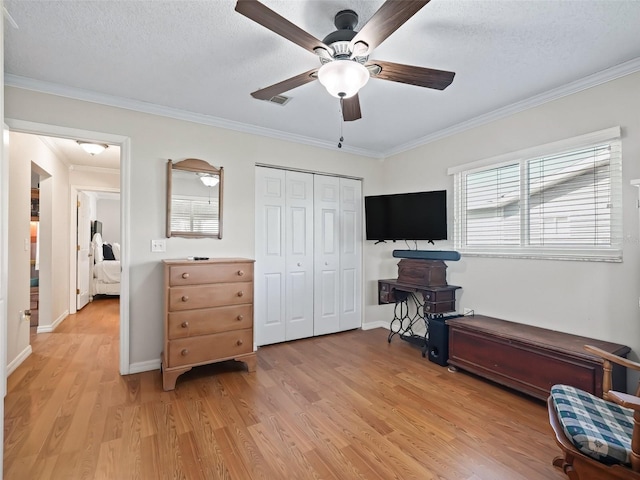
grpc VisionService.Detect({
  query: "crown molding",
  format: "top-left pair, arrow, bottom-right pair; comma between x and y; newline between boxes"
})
4,74 -> 381,159
69,164 -> 120,175
7,56 -> 640,161
37,135 -> 71,166
383,56 -> 640,158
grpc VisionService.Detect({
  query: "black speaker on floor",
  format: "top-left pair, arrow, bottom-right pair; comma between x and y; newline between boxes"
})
427,317 -> 449,366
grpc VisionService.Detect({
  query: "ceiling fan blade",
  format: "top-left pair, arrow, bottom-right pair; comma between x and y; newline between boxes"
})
235,0 -> 333,57
341,94 -> 362,122
367,60 -> 455,90
250,68 -> 319,100
350,0 -> 431,55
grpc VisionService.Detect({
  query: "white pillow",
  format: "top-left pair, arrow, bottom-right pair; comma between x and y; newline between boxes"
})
94,242 -> 104,262
112,242 -> 121,261
92,232 -> 103,247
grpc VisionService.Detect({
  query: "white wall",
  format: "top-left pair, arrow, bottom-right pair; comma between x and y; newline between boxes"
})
7,133 -> 31,367
69,168 -> 119,191
369,72 -> 640,367
5,86 -> 380,367
96,198 -> 120,244
6,70 -> 639,381
7,132 -> 70,365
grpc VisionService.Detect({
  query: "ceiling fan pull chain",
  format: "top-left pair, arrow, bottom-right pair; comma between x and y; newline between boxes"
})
338,98 -> 345,148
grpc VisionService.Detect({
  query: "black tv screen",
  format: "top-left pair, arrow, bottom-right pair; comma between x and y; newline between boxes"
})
365,190 -> 447,241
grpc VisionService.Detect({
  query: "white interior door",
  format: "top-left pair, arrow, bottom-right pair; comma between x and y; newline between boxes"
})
339,178 -> 362,330
255,167 -> 286,346
314,175 -> 341,336
285,171 -> 314,341
76,191 -> 91,310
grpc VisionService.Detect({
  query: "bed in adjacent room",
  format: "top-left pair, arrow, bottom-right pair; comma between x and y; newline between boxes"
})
90,232 -> 121,298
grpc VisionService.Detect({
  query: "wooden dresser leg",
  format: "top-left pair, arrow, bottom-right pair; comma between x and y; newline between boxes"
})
162,364 -> 192,391
240,353 -> 257,373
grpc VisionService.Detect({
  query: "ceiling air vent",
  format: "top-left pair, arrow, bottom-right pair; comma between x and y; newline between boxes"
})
266,94 -> 291,106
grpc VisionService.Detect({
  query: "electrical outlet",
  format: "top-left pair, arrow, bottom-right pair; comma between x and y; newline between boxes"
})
151,239 -> 166,252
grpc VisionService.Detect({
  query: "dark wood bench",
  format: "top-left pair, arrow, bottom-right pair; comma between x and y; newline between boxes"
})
446,315 -> 631,401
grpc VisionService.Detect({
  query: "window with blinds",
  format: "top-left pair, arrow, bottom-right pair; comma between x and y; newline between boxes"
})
171,196 -> 219,236
451,128 -> 622,261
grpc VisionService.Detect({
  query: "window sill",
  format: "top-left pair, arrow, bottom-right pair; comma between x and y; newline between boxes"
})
457,248 -> 622,263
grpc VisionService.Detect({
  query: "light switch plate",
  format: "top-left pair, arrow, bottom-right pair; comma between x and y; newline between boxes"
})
151,239 -> 166,252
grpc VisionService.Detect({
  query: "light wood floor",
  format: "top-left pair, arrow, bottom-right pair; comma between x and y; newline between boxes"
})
4,298 -> 566,479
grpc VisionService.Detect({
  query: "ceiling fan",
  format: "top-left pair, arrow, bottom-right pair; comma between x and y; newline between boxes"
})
235,0 -> 455,121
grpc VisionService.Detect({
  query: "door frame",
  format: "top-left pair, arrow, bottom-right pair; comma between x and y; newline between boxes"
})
70,185 -> 120,314
5,118 -> 132,375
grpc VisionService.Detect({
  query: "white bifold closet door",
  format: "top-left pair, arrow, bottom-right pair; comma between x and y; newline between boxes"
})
313,175 -> 362,335
255,167 -> 361,346
255,168 -> 314,346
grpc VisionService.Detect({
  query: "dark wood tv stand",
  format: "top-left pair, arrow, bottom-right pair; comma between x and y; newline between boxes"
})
446,315 -> 631,400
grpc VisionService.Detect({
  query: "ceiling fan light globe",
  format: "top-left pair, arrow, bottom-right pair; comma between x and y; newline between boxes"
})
199,174 -> 219,187
318,60 -> 369,98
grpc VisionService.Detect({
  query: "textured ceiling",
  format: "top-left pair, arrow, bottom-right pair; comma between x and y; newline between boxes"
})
5,0 -> 640,159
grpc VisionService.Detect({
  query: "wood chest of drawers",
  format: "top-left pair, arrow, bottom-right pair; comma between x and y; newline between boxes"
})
162,258 -> 256,390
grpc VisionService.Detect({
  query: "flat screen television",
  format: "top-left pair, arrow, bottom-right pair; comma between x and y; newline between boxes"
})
364,190 -> 447,242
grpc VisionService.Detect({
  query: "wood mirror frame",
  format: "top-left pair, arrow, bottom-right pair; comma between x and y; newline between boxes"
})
166,158 -> 224,238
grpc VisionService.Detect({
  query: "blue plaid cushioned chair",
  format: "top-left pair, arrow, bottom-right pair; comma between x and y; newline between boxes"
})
548,345 -> 640,479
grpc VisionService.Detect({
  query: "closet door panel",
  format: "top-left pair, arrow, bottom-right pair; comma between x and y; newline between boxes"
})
339,178 -> 362,330
255,167 -> 286,345
314,176 -> 340,335
285,171 -> 314,341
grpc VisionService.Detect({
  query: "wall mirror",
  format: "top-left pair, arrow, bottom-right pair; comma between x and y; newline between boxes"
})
167,158 -> 223,238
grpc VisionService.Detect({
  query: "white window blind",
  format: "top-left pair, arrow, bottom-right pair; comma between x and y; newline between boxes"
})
171,195 -> 219,236
452,129 -> 622,261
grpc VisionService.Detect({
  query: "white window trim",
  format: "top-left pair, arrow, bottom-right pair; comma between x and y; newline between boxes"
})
450,127 -> 623,262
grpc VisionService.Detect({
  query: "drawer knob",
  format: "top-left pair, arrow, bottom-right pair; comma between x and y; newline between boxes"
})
181,272 -> 190,279
237,291 -> 244,297
425,305 -> 431,311
181,321 -> 189,328
236,339 -> 243,346
181,295 -> 189,302
426,294 -> 431,300
237,270 -> 244,276
181,349 -> 189,356
237,314 -> 244,321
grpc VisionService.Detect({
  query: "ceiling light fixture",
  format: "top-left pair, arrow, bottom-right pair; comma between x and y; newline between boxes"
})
317,59 -> 369,98
198,174 -> 219,187
77,141 -> 109,156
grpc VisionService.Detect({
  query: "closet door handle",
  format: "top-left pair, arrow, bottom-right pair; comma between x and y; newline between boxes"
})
181,321 -> 189,329
181,295 -> 189,302
237,291 -> 244,297
237,270 -> 244,276
181,349 -> 189,356
237,314 -> 244,321
297,262 -> 302,267
181,272 -> 190,279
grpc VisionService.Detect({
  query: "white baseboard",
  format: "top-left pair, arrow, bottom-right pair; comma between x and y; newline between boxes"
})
362,320 -> 391,331
128,359 -> 161,374
36,310 -> 69,333
7,345 -> 33,376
